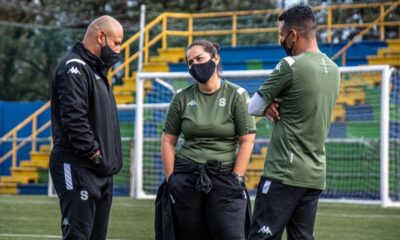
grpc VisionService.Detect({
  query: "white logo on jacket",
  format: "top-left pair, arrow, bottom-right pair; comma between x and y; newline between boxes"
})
67,66 -> 81,75
80,190 -> 89,200
257,226 -> 273,236
62,218 -> 70,226
187,99 -> 198,106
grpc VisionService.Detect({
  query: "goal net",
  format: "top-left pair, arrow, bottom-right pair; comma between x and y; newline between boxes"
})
130,66 -> 399,207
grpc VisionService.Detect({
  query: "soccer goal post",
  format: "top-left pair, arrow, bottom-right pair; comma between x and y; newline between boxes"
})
132,66 -> 400,207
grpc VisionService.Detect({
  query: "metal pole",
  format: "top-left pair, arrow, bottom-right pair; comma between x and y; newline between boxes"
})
380,65 -> 390,208
132,4 -> 146,198
137,4 -> 146,74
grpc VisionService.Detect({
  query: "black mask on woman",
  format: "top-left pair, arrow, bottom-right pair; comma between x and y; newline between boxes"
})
100,35 -> 119,69
189,59 -> 216,84
280,32 -> 294,56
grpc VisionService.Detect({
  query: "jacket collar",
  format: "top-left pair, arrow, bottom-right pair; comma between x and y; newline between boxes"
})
71,41 -> 109,77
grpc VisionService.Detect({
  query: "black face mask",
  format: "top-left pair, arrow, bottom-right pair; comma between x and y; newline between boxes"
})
189,59 -> 216,84
280,32 -> 294,56
100,35 -> 119,69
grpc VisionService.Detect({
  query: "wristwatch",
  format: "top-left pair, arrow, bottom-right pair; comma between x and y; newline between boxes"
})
232,172 -> 244,185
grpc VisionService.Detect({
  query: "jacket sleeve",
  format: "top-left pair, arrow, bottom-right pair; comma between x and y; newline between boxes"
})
57,61 -> 99,158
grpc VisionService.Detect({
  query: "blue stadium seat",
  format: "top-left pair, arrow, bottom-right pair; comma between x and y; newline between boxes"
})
169,40 -> 386,72
152,109 -> 167,123
118,109 -> 135,122
328,122 -> 347,138
345,104 -> 374,121
144,122 -> 158,137
146,81 -> 174,104
390,122 -> 400,138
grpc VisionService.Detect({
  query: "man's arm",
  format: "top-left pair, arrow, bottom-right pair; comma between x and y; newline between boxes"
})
58,61 -> 99,158
249,92 -> 281,121
248,92 -> 268,116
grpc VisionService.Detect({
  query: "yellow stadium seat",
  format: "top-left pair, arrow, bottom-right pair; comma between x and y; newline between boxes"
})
331,104 -> 345,122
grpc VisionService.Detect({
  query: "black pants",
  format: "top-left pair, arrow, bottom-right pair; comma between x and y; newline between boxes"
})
50,158 -> 113,240
248,177 -> 322,240
168,172 -> 248,240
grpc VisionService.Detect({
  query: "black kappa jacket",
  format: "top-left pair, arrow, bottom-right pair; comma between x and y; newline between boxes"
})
50,42 -> 122,177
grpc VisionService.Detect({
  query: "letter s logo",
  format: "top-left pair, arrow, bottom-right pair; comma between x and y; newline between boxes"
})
80,190 -> 89,201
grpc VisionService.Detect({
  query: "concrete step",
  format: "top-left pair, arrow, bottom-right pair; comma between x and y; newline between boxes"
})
123,72 -> 137,81
143,62 -> 169,72
378,48 -> 400,56
122,79 -> 136,88
368,55 -> 400,67
113,85 -> 135,94
341,73 -> 381,88
332,105 -> 346,122
150,55 -> 183,63
387,39 -> 400,49
117,79 -> 152,90
1,175 -> 38,184
39,144 -> 51,153
115,91 -> 134,96
20,159 -> 49,169
0,183 -> 18,194
157,47 -> 185,57
336,91 -> 366,106
30,151 -> 50,162
115,95 -> 134,104
11,167 -> 40,179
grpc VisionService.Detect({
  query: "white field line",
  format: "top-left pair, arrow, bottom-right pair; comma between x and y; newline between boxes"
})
318,212 -> 400,219
0,233 -> 125,240
0,199 -> 152,209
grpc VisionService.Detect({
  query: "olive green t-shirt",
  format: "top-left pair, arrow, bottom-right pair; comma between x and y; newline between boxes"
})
163,80 -> 256,164
258,52 -> 340,190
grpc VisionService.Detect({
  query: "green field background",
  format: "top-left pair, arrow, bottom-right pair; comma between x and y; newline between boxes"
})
0,196 -> 399,240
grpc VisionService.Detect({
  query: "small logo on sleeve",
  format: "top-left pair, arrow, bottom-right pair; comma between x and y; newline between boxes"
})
67,66 -> 81,75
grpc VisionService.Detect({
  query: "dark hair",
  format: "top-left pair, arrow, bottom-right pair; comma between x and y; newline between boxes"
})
186,39 -> 222,76
278,5 -> 317,38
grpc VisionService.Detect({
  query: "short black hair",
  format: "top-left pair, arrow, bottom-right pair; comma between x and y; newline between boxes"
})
278,5 -> 317,38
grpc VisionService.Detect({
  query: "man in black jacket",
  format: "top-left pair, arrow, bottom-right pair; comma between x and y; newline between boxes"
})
50,15 -> 123,240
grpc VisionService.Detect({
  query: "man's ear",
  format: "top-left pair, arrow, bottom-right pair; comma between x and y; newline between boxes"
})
97,31 -> 105,46
291,30 -> 299,43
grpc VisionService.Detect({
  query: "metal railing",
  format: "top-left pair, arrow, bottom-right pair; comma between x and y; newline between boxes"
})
108,2 -> 400,81
332,1 -> 400,65
0,102 -> 51,168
